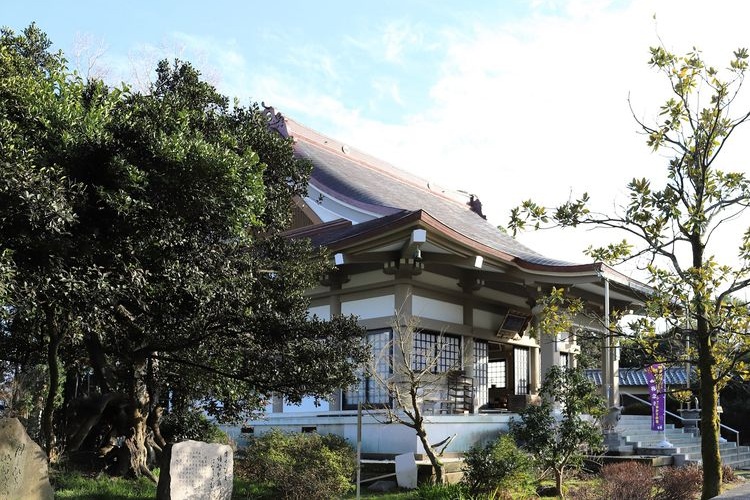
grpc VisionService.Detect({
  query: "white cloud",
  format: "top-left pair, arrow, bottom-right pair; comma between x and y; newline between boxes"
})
371,77 -> 404,107
88,0 -> 750,267
305,0 -> 750,264
382,19 -> 424,63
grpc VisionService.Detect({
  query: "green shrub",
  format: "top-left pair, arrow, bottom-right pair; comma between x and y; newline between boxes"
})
415,482 -> 471,499
414,482 -> 518,500
160,409 -> 230,444
600,461 -> 654,500
240,429 -> 355,500
461,434 -> 534,496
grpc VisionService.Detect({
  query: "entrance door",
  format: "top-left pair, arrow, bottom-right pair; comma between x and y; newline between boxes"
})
514,346 -> 530,395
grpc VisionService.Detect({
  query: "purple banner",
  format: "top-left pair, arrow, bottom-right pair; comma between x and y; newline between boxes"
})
645,364 -> 666,431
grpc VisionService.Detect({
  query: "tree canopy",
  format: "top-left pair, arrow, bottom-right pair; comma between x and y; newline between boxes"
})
0,24 -> 367,477
511,366 -> 604,500
510,45 -> 750,499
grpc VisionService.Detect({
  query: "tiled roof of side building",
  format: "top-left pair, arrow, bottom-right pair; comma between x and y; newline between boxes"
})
585,367 -> 690,387
285,117 -> 578,267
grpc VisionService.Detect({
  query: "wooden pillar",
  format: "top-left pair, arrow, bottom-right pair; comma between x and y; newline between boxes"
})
329,282 -> 344,411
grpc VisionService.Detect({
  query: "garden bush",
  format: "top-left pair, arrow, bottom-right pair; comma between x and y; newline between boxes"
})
414,482 -> 471,499
240,429 -> 355,499
723,464 -> 737,483
160,409 -> 230,445
461,434 -> 534,496
654,465 -> 702,500
415,482 -> 520,500
599,461 -> 654,500
564,483 -> 601,500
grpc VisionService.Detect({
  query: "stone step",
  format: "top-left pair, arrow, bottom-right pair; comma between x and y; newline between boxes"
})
622,431 -> 695,441
624,436 -> 697,446
617,424 -> 679,432
618,426 -> 681,432
630,438 -> 701,448
635,442 -> 740,459
683,451 -> 750,468
724,457 -> 750,469
609,415 -> 750,470
673,443 -> 739,455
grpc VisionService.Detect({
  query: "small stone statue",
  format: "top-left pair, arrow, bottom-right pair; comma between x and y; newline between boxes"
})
601,406 -> 622,431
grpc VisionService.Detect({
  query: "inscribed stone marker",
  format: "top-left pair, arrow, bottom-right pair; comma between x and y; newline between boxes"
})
395,452 -> 418,489
156,440 -> 233,500
0,418 -> 54,500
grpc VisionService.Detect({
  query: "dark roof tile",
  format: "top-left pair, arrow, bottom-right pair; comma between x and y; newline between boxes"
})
291,129 -> 569,264
585,367 -> 691,387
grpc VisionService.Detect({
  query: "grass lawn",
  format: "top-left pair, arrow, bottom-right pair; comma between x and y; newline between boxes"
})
56,466 -> 749,499
51,470 -> 416,500
52,470 -> 267,500
53,472 -> 158,500
344,489 -> 414,499
51,470 -> 573,500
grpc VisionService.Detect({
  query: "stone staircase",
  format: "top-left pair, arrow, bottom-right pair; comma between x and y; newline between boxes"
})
615,414 -> 750,468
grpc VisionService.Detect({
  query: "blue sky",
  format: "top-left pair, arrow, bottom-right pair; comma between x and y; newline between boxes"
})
5,0 -> 750,264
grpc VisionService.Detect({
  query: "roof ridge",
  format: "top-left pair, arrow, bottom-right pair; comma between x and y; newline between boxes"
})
281,218 -> 352,239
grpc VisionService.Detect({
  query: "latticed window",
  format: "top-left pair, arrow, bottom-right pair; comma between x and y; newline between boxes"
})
473,340 -> 488,408
488,360 -> 507,388
560,352 -> 570,368
514,346 -> 530,395
412,331 -> 461,373
343,330 -> 391,408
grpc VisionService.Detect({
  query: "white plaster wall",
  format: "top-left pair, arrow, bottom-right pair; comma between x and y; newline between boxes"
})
413,271 -> 459,291
223,412 -> 511,454
473,309 -> 504,331
412,296 -> 463,324
307,305 -> 331,320
342,270 -> 391,289
474,287 -> 528,308
282,397 -> 330,414
342,295 -> 395,320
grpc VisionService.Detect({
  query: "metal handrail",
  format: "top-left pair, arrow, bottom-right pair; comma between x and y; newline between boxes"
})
621,392 -> 740,459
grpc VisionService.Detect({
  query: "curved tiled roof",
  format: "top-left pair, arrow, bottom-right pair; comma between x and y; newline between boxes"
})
287,118 -> 579,268
585,367 -> 691,386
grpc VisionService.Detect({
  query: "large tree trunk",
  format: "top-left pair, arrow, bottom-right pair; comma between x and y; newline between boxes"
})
692,231 -> 722,499
66,392 -> 118,452
148,405 -> 167,448
125,354 -> 157,482
409,390 -> 443,484
416,426 -> 443,484
698,332 -> 722,500
42,318 -> 62,459
555,467 -> 564,500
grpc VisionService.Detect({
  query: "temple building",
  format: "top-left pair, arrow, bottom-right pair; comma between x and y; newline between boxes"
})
236,107 -> 650,455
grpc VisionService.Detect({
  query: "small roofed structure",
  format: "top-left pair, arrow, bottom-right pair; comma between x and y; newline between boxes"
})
586,367 -> 691,399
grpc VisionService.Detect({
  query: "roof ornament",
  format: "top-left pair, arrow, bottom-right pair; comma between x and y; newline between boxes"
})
467,194 -> 487,220
261,102 -> 289,138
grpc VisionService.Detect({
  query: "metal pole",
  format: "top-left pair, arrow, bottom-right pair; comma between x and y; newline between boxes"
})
685,335 -> 691,408
357,401 -> 362,500
604,278 -> 611,407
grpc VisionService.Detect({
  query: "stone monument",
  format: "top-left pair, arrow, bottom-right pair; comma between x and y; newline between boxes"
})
156,440 -> 233,500
0,418 -> 54,500
394,452 -> 417,489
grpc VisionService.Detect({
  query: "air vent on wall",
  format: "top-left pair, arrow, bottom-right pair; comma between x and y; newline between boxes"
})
497,311 -> 531,339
